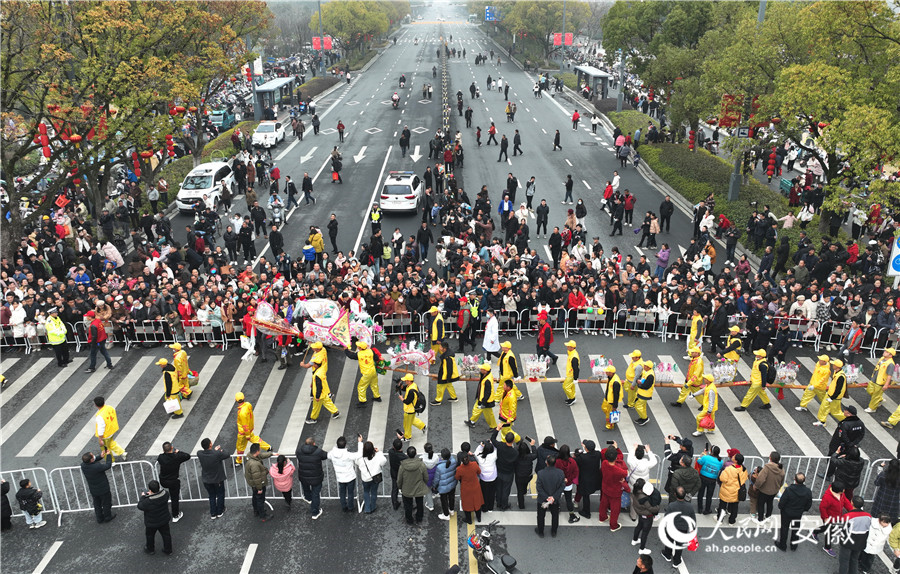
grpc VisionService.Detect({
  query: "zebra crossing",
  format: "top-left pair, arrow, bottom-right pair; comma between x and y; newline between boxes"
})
2,345 -> 898,471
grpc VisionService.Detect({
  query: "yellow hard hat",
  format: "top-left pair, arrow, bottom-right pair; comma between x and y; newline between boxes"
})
630,350 -> 642,358
168,343 -> 182,351
605,365 -> 616,373
689,345 -> 701,354
311,342 -> 323,350
729,325 -> 740,332
817,355 -> 830,362
703,374 -> 714,383
480,362 -> 492,370
429,306 -> 439,313
886,348 -> 897,356
356,341 -> 368,350
235,392 -> 244,402
155,358 -> 168,366
831,359 -> 844,368
753,349 -> 767,357
643,360 -> 654,369
402,373 -> 414,381
500,341 -> 512,349
565,340 -> 577,348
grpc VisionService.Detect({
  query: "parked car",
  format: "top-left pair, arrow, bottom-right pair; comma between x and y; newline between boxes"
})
209,109 -> 237,130
175,161 -> 234,213
379,170 -> 422,213
251,120 -> 286,148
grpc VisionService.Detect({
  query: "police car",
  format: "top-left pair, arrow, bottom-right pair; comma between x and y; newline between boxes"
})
379,171 -> 423,212
175,162 -> 234,213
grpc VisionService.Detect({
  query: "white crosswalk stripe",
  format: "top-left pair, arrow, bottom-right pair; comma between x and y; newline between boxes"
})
0,361 -> 80,446
0,358 -> 52,408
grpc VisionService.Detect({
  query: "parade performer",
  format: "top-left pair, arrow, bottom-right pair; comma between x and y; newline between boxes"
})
673,346 -> 703,407
301,352 -> 339,425
157,359 -> 183,418
634,360 -> 655,426
93,396 -> 126,461
562,341 -> 579,406
866,348 -> 895,413
497,341 -> 524,401
235,392 -> 270,465
624,350 -> 643,408
397,373 -> 426,440
345,340 -> 382,407
466,363 -> 497,429
602,365 -> 623,430
815,359 -> 847,427
169,343 -> 192,399
735,349 -> 771,411
498,379 -> 520,442
432,341 -> 459,405
693,375 -> 718,437
795,355 -> 831,413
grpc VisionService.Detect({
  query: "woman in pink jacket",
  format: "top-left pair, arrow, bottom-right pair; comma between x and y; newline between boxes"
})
270,455 -> 296,507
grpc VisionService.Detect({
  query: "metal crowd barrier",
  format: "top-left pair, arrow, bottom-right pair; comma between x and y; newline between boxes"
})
613,308 -> 666,339
519,306 -> 567,338
49,460 -> 157,526
1,325 -> 30,353
0,467 -> 56,519
127,319 -> 177,350
374,312 -> 422,341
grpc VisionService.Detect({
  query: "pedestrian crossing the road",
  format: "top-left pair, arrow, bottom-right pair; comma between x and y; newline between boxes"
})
2,345 -> 898,470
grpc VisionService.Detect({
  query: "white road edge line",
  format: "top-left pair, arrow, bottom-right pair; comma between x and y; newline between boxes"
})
239,543 -> 258,574
32,540 -> 63,574
353,146 -> 393,253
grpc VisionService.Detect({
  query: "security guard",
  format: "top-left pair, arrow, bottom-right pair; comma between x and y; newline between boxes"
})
866,347 -> 895,413
686,307 -> 705,356
497,341 -> 524,401
93,396 -> 126,461
370,204 -> 382,233
397,373 -> 426,440
624,350 -> 643,408
693,374 -> 718,436
234,392 -> 270,464
563,340 -> 579,406
634,360 -> 655,425
432,341 -> 459,405
302,353 -> 339,425
719,325 -> 742,362
602,365 -> 623,430
795,355 -> 831,413
497,379 -> 520,443
157,358 -> 183,418
428,306 -> 445,355
673,346 -> 703,407
735,348 -> 771,411
169,343 -> 192,399
466,363 -> 497,429
815,359 -> 847,427
45,307 -> 70,367
345,340 -> 382,407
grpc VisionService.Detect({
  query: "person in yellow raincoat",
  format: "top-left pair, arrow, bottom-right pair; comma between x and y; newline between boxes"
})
735,349 -> 771,411
602,365 -> 623,430
345,340 -> 382,407
496,341 -> 523,401
428,306 -> 445,355
93,396 -> 126,461
235,392 -> 270,465
497,379 -> 520,442
562,340 -> 579,405
432,341 -> 459,405
624,350 -> 643,408
795,355 -> 831,413
815,359 -> 847,427
866,347 -> 895,413
302,354 -> 339,425
693,374 -> 718,437
673,346 -> 703,407
685,308 -> 705,357
719,325 -> 742,362
169,343 -> 192,399
634,360 -> 655,425
310,342 -> 328,374
466,363 -> 497,429
396,373 -> 425,440
156,359 -> 183,418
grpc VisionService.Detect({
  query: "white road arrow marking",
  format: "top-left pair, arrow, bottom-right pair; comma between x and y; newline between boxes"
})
409,145 -> 423,162
300,146 -> 318,163
354,146 -> 368,163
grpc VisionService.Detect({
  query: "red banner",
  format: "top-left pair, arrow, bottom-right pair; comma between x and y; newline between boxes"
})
323,36 -> 332,50
553,33 -> 562,46
564,33 -> 573,46
312,36 -> 321,50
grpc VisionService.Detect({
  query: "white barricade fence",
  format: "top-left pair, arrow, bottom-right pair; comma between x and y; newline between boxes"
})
0,467 -> 56,519
49,460 -> 157,526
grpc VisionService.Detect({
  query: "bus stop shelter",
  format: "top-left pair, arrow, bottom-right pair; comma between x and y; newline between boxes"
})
573,65 -> 612,100
254,77 -> 296,113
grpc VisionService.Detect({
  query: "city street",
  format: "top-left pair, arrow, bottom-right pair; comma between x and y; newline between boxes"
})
2,9 -> 897,574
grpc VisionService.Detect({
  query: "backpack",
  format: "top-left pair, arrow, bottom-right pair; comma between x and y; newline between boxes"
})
414,389 -> 427,413
765,358 -> 777,386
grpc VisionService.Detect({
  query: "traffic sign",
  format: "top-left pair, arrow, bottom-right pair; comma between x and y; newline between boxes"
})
889,235 -> 900,277
736,127 -> 750,138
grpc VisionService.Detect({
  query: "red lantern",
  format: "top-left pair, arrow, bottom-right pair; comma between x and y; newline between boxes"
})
42,146 -> 51,158
688,129 -> 695,150
140,150 -> 153,159
33,135 -> 41,144
131,151 -> 138,160
72,178 -> 81,185
134,168 -> 141,178
38,123 -> 47,135
68,133 -> 82,146
40,134 -> 50,146
771,117 -> 782,124
188,106 -> 198,113
169,107 -> 178,116
175,105 -> 186,114
168,151 -> 175,158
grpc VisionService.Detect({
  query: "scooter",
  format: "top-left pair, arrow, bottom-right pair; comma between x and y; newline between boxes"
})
270,202 -> 283,226
392,98 -> 399,109
467,521 -> 523,574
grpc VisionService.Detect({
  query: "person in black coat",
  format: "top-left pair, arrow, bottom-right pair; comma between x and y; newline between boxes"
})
1,480 -> 11,530
389,437 -> 408,511
514,440 -> 537,510
81,451 -> 115,523
535,454 -> 566,537
611,198 -> 625,236
706,299 -> 729,354
771,321 -> 791,363
535,437 -> 559,473
157,442 -> 191,521
137,480 -> 172,555
776,473 -> 813,551
574,440 -> 603,518
296,437 -> 328,518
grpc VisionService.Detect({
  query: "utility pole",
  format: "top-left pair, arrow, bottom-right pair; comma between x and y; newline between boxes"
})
615,49 -> 625,113
559,0 -> 567,72
317,0 -> 325,72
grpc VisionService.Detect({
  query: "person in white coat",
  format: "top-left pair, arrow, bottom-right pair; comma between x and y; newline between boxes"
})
626,444 -> 659,519
859,514 -> 892,573
329,435 -> 363,513
9,301 -> 26,339
482,308 -> 501,361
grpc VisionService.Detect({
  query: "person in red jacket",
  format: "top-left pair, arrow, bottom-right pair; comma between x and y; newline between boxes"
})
598,442 -> 628,531
536,312 -> 558,365
623,190 -> 637,226
84,310 -> 114,373
555,445 -> 581,524
571,109 -> 580,130
816,481 -> 853,557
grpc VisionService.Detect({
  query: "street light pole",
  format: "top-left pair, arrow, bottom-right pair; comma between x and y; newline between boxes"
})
317,0 -> 325,72
616,49 -> 625,113
559,0 -> 566,73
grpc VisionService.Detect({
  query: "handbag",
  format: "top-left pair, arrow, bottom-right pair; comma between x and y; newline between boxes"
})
699,414 -> 715,429
365,459 -> 383,484
609,410 -> 621,424
240,335 -> 253,350
163,398 -> 181,413
737,483 -> 748,502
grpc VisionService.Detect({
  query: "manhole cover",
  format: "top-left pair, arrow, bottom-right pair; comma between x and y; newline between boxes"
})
580,142 -> 599,146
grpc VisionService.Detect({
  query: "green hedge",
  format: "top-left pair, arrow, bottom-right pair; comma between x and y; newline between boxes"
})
200,120 -> 259,162
331,49 -> 378,73
559,72 -> 578,90
298,76 -> 340,98
607,110 -> 846,257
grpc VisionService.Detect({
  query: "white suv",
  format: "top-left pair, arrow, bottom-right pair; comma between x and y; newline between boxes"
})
379,170 -> 422,212
252,121 -> 286,148
175,162 -> 234,213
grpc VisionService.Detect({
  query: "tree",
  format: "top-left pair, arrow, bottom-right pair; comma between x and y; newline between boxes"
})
310,2 -> 390,54
500,1 -> 591,59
